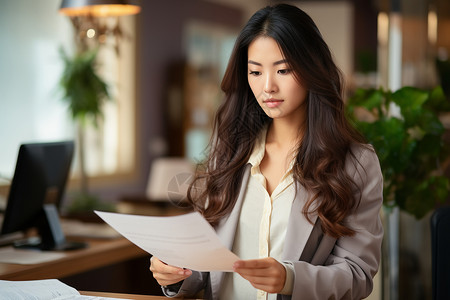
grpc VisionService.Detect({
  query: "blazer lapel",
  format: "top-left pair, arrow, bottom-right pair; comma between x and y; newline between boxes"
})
209,164 -> 251,299
214,164 -> 251,247
282,186 -> 318,261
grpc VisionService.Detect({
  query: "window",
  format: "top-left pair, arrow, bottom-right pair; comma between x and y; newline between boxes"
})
0,0 -> 137,188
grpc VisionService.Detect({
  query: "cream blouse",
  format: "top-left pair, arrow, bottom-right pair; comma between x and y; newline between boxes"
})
219,127 -> 295,300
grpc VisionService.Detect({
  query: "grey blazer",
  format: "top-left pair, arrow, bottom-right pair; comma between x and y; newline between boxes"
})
163,145 -> 383,300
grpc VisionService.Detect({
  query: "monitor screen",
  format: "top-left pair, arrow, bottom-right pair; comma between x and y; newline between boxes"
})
1,141 -> 86,250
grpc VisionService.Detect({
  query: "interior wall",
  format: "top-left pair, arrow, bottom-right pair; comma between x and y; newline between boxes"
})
0,0 -> 74,179
92,0 -> 245,200
296,1 -> 354,81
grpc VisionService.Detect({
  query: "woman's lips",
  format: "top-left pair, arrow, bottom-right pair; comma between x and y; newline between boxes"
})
263,98 -> 283,108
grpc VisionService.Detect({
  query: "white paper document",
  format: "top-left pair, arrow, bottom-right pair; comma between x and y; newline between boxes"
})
94,211 -> 240,272
0,279 -> 126,299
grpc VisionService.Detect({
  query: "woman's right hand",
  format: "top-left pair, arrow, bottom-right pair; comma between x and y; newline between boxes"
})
149,256 -> 192,286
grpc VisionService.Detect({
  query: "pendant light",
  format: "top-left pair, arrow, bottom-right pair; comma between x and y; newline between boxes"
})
59,0 -> 141,17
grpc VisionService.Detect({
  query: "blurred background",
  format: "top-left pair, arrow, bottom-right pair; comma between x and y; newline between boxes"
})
1,0 -> 449,299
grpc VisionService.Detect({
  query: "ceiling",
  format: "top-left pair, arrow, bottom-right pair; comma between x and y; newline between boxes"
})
206,0 -> 450,17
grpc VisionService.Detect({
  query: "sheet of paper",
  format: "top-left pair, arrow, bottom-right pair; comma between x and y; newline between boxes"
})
95,211 -> 239,272
0,246 -> 67,264
0,279 -> 79,299
0,279 -> 128,300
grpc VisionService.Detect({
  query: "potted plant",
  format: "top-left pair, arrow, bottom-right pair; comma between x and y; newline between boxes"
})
346,86 -> 450,217
57,10 -> 135,217
346,85 -> 450,299
59,48 -> 115,216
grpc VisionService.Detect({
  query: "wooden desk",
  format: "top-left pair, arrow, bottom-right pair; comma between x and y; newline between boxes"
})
0,201 -> 190,295
0,237 -> 148,281
81,291 -> 168,299
81,291 -> 202,299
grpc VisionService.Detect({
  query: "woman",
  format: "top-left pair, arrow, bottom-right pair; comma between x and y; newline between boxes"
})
150,3 -> 383,299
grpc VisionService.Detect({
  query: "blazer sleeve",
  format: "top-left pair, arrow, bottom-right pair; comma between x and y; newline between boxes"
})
286,146 -> 384,300
161,271 -> 208,298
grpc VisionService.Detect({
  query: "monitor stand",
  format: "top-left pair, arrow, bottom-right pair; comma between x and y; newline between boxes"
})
13,204 -> 87,251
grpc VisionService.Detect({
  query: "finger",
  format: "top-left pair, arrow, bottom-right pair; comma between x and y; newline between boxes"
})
233,258 -> 274,270
162,268 -> 192,278
149,257 -> 192,286
153,272 -> 191,286
152,268 -> 192,286
238,272 -> 285,294
233,259 -> 263,269
150,257 -> 188,275
236,265 -> 283,280
233,258 -> 286,294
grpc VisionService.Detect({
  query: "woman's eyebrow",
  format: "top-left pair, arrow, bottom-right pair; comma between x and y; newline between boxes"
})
273,59 -> 288,66
248,60 -> 262,66
248,59 -> 288,66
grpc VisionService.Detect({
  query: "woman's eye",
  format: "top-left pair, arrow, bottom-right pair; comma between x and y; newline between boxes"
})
278,69 -> 291,75
249,70 -> 261,76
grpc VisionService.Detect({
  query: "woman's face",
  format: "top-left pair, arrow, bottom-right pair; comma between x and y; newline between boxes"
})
247,36 -> 307,122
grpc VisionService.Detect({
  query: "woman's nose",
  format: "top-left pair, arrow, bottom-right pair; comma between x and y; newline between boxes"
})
263,74 -> 278,94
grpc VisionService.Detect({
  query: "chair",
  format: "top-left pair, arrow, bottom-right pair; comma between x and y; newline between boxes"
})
430,205 -> 450,300
145,157 -> 195,203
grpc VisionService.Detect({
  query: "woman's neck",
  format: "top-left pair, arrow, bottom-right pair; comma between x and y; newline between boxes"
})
260,118 -> 305,194
267,118 -> 304,149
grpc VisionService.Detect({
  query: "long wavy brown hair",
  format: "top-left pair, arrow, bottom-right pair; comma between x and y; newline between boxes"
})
187,3 -> 366,238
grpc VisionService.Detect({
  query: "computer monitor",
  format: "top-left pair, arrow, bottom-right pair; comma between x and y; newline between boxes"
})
0,141 -> 86,250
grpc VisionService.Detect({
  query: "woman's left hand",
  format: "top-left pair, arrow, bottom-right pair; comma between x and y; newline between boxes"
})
232,257 -> 286,293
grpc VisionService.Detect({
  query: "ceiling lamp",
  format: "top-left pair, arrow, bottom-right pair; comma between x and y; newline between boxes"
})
59,0 -> 141,17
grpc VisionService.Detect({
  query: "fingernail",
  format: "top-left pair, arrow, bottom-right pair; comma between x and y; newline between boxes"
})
178,270 -> 185,275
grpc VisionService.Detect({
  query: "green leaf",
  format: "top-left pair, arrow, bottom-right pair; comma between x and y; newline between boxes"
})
347,88 -> 387,119
352,88 -> 384,110
391,87 -> 428,127
59,48 -> 110,127
401,176 -> 449,218
426,86 -> 450,112
346,85 -> 449,218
